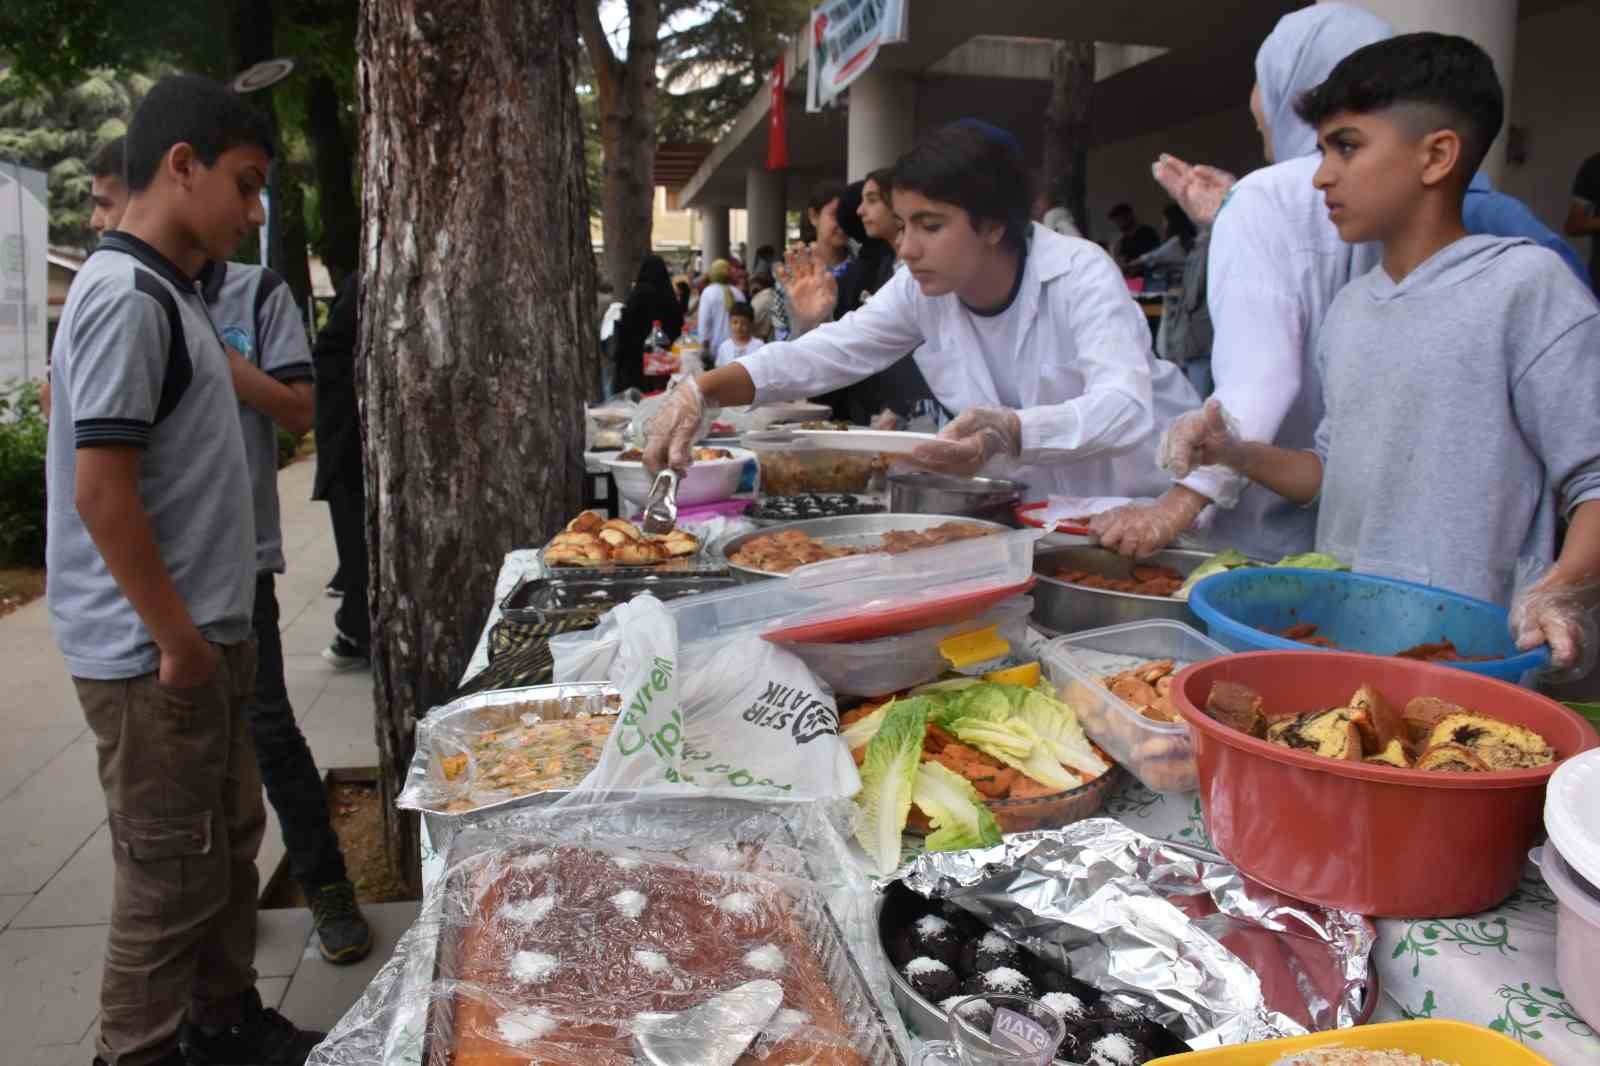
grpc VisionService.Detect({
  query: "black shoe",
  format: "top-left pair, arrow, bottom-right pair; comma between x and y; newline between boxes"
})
309,880 -> 373,965
320,635 -> 368,671
323,582 -> 343,599
178,989 -> 325,1065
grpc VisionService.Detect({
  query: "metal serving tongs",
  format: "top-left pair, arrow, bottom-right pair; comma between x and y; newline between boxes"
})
632,979 -> 783,1066
641,469 -> 679,534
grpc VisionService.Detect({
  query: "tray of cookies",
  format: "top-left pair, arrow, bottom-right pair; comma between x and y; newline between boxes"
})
541,509 -> 715,573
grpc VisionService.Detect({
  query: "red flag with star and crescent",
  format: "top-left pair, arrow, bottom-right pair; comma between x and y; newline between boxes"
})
767,54 -> 789,171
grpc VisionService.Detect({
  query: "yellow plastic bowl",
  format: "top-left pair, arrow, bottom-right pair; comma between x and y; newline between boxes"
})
1149,1020 -> 1552,1065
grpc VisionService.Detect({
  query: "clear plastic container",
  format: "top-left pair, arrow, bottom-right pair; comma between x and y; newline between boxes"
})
1041,620 -> 1230,793
668,529 -> 1042,647
1543,748 -> 1600,1030
781,596 -> 1035,697
743,434 -> 886,495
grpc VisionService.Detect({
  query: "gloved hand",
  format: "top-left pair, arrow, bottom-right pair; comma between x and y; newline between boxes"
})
642,376 -> 715,475
1159,398 -> 1245,479
869,408 -> 902,431
909,408 -> 1022,476
1151,154 -> 1238,227
1090,490 -> 1210,560
1510,565 -> 1600,681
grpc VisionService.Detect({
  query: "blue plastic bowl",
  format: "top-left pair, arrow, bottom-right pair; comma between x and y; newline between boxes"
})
1187,568 -> 1549,684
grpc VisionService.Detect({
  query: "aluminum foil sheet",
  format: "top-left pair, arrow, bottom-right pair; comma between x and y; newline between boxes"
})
891,817 -> 1376,1050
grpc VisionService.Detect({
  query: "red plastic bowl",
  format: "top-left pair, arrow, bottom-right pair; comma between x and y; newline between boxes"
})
1172,651 -> 1599,918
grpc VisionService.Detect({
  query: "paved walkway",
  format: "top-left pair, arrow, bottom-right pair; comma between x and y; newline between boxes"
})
0,459 -> 419,1065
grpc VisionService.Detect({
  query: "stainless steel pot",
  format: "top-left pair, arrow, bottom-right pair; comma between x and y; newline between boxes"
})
887,472 -> 1025,523
1032,544 -> 1216,633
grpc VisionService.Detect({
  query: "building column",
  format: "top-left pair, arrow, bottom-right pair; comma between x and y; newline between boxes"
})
846,65 -> 916,181
745,167 -> 787,269
699,205 -> 731,264
1333,0 -> 1519,182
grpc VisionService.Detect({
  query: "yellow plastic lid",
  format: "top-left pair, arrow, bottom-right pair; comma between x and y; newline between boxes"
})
1148,1020 -> 1553,1065
939,625 -> 1010,669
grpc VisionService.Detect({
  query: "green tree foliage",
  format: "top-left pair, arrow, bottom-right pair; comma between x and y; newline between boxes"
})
0,67 -> 155,249
655,0 -> 811,143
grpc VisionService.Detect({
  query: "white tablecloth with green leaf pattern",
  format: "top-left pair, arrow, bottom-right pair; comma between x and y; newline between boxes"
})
1097,776 -> 1597,1064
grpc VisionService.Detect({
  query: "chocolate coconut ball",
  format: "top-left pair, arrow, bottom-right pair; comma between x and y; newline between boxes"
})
1022,950 -> 1076,995
959,965 -> 1035,999
959,931 -> 1023,978
1087,1029 -> 1153,1066
902,914 -> 962,970
902,956 -> 959,1002
1057,1019 -> 1107,1064
1040,990 -> 1093,1025
940,995 -> 996,1031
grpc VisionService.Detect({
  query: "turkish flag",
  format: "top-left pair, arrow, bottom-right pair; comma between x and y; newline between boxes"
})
767,55 -> 788,171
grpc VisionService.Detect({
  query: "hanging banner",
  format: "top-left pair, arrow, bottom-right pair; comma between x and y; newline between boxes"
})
805,0 -> 909,113
767,54 -> 789,170
0,162 -> 48,383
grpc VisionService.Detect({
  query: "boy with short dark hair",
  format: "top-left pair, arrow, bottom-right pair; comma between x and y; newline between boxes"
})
1180,34 -> 1600,673
714,301 -> 764,366
47,74 -> 322,1066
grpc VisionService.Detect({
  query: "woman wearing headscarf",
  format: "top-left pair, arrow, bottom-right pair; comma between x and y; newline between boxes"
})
695,259 -> 746,364
614,254 -> 685,393
1091,3 -> 1391,561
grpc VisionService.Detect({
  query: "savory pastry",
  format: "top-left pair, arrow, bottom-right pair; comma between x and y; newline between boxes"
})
566,510 -> 605,534
611,540 -> 667,565
1205,681 -> 1267,738
1421,712 -> 1554,770
545,514 -> 698,567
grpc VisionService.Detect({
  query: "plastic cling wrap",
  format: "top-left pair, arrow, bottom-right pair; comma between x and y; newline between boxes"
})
308,797 -> 910,1066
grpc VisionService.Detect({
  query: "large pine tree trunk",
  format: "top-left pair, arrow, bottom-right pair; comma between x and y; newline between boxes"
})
1043,41 -> 1094,242
357,0 -> 597,879
578,0 -> 659,299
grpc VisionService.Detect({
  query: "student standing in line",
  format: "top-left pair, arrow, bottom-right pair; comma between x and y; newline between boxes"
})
1184,35 -> 1600,673
47,74 -> 323,1066
714,302 -> 765,366
84,135 -> 375,966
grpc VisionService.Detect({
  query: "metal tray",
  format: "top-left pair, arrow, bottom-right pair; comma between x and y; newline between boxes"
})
424,799 -> 909,1066
398,682 -> 620,853
718,513 -> 1011,583
1032,545 -> 1215,633
500,571 -> 738,625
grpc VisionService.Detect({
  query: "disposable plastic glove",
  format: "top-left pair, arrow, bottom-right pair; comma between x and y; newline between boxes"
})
869,408 -> 903,431
1509,564 -> 1600,681
909,408 -> 1022,476
1151,154 -> 1238,227
1159,398 -> 1245,479
1090,491 -> 1209,560
642,377 -> 715,475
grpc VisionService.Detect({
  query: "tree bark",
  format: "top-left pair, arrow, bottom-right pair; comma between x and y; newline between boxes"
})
357,0 -> 596,881
578,0 -> 659,299
1043,41 -> 1094,242
305,72 -> 360,286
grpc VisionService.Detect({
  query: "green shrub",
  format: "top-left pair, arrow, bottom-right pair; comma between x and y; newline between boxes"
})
278,427 -> 302,469
0,380 -> 48,567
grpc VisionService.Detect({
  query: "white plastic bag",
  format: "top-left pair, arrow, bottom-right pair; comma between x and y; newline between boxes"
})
551,595 -> 860,801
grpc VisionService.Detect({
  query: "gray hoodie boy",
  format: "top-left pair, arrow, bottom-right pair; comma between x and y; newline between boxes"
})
1313,236 -> 1600,605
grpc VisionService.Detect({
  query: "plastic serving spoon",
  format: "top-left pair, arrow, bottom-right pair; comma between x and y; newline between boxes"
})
632,979 -> 784,1066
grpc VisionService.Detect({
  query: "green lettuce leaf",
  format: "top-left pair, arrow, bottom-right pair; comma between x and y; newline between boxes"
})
945,717 -> 1035,758
1014,690 -> 1110,778
842,700 -> 890,752
853,697 -> 930,874
913,761 -> 1003,853
1174,548 -> 1253,600
1273,552 -> 1348,571
949,716 -> 1080,792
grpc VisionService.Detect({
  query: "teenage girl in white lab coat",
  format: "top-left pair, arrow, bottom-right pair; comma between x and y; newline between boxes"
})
643,122 -> 1197,501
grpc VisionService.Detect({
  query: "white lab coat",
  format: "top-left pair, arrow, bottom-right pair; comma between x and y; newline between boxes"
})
739,223 -> 1199,499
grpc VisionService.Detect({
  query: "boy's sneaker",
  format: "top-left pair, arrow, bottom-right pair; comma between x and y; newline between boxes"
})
310,881 -> 373,965
178,989 -> 325,1065
321,636 -> 368,670
323,581 -> 343,598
